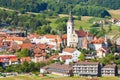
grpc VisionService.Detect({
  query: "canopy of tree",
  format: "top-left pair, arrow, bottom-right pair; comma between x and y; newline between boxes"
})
0,0 -> 113,17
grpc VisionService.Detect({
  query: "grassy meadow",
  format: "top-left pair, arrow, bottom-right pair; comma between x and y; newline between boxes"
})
0,75 -> 120,80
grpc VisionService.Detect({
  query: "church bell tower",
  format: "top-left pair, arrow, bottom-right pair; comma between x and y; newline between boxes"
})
67,11 -> 74,47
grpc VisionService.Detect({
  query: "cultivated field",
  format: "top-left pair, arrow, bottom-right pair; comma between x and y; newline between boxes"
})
108,10 -> 120,18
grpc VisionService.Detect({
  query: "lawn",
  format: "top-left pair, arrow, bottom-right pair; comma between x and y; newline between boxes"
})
0,75 -> 120,80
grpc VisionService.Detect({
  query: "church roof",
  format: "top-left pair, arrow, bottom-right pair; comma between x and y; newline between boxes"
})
75,30 -> 91,37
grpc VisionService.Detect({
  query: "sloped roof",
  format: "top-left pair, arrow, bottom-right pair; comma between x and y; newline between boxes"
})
63,48 -> 76,53
75,30 -> 91,37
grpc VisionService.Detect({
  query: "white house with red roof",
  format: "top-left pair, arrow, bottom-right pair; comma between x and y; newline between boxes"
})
96,47 -> 109,58
59,47 -> 81,63
0,55 -> 18,67
30,34 -> 62,50
89,37 -> 107,50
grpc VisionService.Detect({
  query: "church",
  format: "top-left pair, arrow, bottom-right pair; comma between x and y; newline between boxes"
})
67,11 -> 93,48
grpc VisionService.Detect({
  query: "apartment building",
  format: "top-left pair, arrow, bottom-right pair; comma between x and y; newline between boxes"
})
73,61 -> 101,76
102,64 -> 118,76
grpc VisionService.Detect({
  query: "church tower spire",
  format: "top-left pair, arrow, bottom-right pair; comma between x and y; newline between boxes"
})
68,10 -> 73,22
67,10 -> 74,47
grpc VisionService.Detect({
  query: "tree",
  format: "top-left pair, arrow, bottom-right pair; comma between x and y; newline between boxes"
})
77,16 -> 81,20
78,53 -> 85,61
21,61 -> 30,73
18,48 -> 30,58
0,66 -> 3,72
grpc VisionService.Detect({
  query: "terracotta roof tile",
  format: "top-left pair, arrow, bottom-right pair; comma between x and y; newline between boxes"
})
91,37 -> 105,44
21,57 -> 31,62
75,30 -> 91,37
63,48 -> 76,53
34,48 -> 41,54
10,58 -> 18,62
62,34 -> 67,39
60,55 -> 72,61
20,43 -> 34,50
5,37 -> 26,41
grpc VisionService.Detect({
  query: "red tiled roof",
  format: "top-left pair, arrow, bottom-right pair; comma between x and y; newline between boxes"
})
21,57 -> 31,62
34,48 -> 41,54
75,30 -> 91,37
5,37 -> 26,41
35,53 -> 42,57
20,43 -> 34,50
60,55 -> 72,61
10,58 -> 18,62
37,44 -> 47,49
63,48 -> 76,53
91,37 -> 105,44
62,34 -> 67,39
11,45 -> 21,50
44,34 -> 62,43
35,53 -> 46,57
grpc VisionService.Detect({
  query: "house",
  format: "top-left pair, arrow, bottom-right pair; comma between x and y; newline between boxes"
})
20,43 -> 35,50
34,53 -> 46,63
21,57 -> 31,63
59,55 -> 72,64
96,47 -> 109,58
116,37 -> 120,45
109,18 -> 117,24
4,37 -> 28,44
89,37 -> 107,50
30,34 -> 62,50
73,61 -> 101,76
102,64 -> 118,76
85,54 -> 95,60
116,20 -> 120,26
0,55 -> 18,67
9,57 -> 18,65
40,63 -> 73,76
59,47 -> 81,62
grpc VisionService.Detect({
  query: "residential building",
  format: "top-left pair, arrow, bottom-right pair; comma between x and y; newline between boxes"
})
59,47 -> 81,62
102,64 -> 118,76
73,61 -> 101,76
21,57 -> 31,63
0,55 -> 18,67
89,37 -> 107,50
96,47 -> 109,58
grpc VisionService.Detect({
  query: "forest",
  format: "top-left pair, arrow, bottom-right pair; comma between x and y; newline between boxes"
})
0,0 -> 118,17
